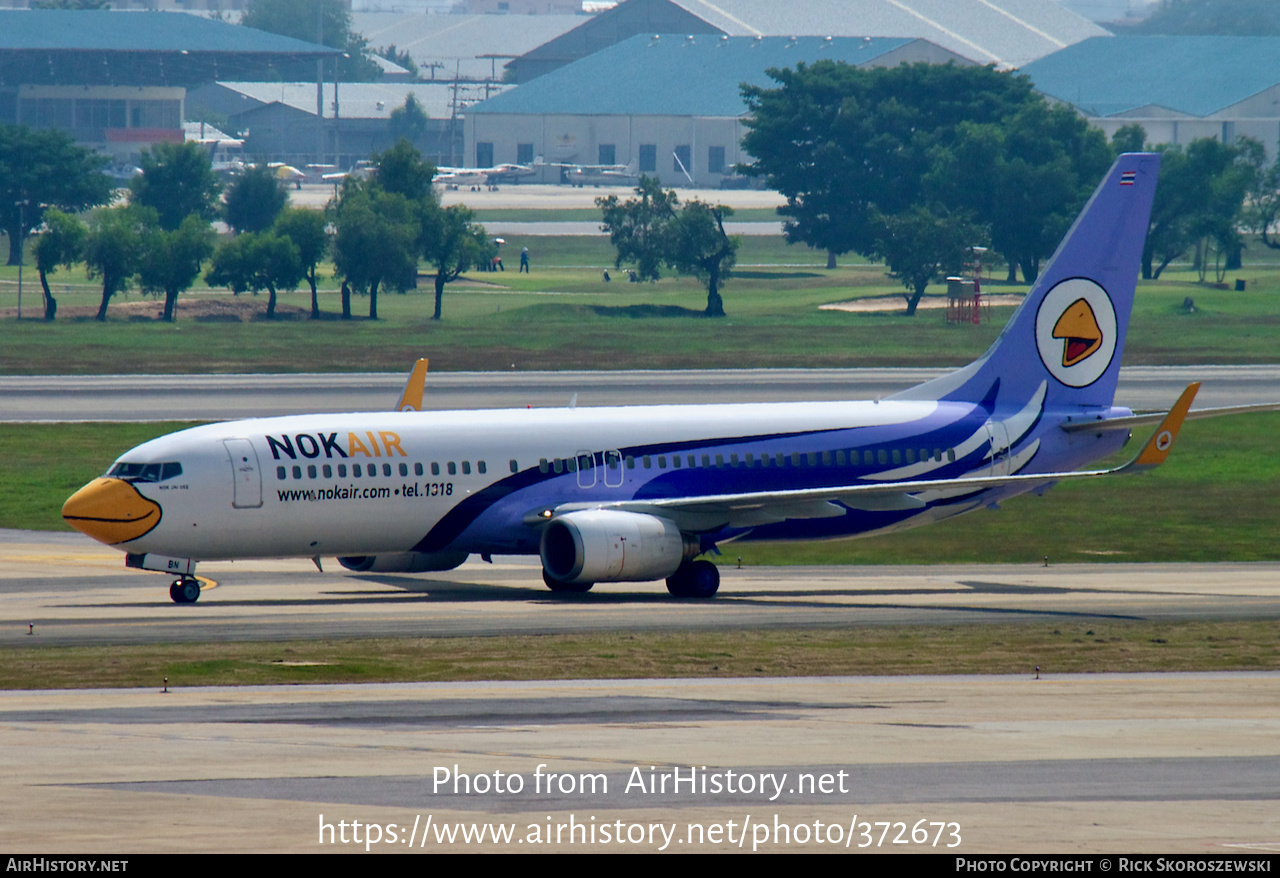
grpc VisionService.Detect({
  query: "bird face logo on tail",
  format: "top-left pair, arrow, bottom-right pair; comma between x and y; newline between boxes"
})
1035,278 -> 1118,388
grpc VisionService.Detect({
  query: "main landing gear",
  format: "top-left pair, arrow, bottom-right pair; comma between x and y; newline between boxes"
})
666,559 -> 719,599
169,577 -> 201,604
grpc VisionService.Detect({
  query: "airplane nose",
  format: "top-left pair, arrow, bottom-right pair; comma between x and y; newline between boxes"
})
62,478 -> 162,545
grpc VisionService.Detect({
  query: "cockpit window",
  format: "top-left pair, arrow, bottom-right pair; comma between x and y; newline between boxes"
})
108,461 -> 183,482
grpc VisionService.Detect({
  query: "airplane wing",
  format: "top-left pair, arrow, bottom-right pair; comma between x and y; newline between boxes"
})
529,384 -> 1200,532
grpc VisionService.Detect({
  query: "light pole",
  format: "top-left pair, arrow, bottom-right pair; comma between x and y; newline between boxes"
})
15,198 -> 28,321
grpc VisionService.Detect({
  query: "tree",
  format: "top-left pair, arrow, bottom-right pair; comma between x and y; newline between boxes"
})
33,209 -> 86,321
924,101 -> 1112,283
331,180 -> 420,320
206,231 -> 304,319
740,62 -> 1037,267
872,205 -> 984,315
138,215 -> 216,322
663,201 -> 739,318
421,202 -> 489,321
378,45 -> 420,79
597,178 -> 739,316
83,206 -> 152,321
1123,0 -> 1280,34
1111,124 -> 1148,155
388,94 -> 430,145
0,125 -> 111,265
597,176 -> 678,282
129,141 -> 222,231
243,0 -> 382,82
223,164 -> 287,234
273,207 -> 329,318
1142,138 -> 1258,279
374,138 -> 437,203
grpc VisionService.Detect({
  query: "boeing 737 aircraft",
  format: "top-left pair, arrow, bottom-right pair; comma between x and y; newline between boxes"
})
64,154 -> 1234,603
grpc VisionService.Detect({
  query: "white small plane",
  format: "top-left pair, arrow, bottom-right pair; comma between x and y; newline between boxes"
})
556,158 -> 640,188
435,162 -> 538,191
61,154 -> 1273,604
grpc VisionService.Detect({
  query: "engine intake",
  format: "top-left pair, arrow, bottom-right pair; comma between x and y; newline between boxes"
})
540,510 -> 696,584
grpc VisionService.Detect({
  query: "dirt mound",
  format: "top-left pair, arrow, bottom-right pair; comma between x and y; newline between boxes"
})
6,295 -> 310,322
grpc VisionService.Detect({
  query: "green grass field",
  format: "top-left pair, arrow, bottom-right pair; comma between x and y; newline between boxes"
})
5,620 -> 1278,689
2,232 -> 1279,374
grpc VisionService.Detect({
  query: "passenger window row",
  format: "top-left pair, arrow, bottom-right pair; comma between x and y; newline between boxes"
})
275,459 -> 519,481
538,446 -> 958,475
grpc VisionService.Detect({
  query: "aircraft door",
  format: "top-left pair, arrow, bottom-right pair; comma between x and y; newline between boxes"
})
984,421 -> 1012,476
603,449 -> 624,487
224,438 -> 263,508
576,450 -> 596,489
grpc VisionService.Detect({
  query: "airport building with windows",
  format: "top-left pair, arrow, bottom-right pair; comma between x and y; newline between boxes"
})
465,34 -> 969,188
0,9 -> 334,166
1022,36 -> 1280,160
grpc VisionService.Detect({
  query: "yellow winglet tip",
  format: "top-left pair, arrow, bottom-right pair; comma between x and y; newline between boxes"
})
395,358 -> 429,412
1131,382 -> 1199,469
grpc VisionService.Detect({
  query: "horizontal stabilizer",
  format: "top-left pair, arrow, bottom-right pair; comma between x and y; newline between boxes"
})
1062,399 -> 1280,434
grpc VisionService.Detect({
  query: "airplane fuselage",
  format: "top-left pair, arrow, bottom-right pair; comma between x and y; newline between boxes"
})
100,396 -> 1129,563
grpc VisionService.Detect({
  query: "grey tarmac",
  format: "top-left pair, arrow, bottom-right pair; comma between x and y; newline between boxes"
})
1,673 -> 1277,852
4,531 -> 1280,852
3,365 -> 1278,422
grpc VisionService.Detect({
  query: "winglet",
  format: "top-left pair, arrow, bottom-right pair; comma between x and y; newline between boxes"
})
1120,382 -> 1199,473
394,358 -> 429,412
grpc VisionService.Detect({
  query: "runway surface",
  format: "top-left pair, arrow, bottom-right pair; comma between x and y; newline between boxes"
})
5,530 -> 1280,646
3,673 -> 1277,852
3,365 -> 1278,422
5,531 -> 1280,852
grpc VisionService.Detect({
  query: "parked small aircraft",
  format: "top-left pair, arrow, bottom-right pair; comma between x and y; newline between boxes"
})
554,158 -> 640,188
435,162 -> 538,190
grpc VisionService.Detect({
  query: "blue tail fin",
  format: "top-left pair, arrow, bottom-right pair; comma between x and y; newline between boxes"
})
892,153 -> 1160,413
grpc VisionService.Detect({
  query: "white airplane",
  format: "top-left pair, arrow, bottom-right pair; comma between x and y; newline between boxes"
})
435,163 -> 538,191
60,154 -> 1271,604
556,158 -> 640,188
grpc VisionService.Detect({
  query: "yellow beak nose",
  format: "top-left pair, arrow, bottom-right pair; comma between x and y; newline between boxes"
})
62,478 -> 162,545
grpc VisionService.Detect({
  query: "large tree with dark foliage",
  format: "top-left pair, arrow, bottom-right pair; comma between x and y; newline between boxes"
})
273,207 -> 329,318
83,206 -> 153,321
206,231 -> 304,320
129,141 -> 222,232
597,177 -> 739,317
243,0 -> 382,81
1120,0 -> 1280,35
34,209 -> 86,321
223,164 -> 288,235
1143,137 -> 1259,279
330,179 -> 420,320
924,100 -> 1113,283
0,125 -> 111,266
138,215 -> 216,322
740,62 -> 1036,270
421,203 -> 491,321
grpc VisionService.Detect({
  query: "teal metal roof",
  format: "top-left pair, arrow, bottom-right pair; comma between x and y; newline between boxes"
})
471,34 -> 920,117
0,10 -> 335,55
1022,36 -> 1280,118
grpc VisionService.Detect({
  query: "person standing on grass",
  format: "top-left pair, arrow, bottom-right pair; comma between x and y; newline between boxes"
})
520,246 -> 529,273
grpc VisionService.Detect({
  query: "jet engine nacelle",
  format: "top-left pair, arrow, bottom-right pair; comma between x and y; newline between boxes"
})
337,551 -> 469,573
540,510 -> 696,584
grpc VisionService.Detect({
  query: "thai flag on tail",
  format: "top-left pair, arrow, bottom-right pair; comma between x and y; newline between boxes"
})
1120,170 -> 1137,186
